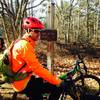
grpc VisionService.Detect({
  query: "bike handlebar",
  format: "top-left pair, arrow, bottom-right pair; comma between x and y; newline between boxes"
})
59,53 -> 88,80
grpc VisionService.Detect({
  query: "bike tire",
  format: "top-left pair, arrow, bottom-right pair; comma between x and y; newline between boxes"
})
74,74 -> 100,96
59,74 -> 100,100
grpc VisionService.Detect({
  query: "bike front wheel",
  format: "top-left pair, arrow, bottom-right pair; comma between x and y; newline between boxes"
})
74,74 -> 100,96
59,74 -> 100,100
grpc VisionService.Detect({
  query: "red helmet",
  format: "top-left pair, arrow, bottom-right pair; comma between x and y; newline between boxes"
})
22,17 -> 45,29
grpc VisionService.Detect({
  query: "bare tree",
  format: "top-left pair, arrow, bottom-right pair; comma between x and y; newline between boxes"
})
0,0 -> 46,46
55,0 -> 100,44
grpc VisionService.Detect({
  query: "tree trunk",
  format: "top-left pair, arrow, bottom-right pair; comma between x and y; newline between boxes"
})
87,0 -> 90,40
0,2 -> 10,47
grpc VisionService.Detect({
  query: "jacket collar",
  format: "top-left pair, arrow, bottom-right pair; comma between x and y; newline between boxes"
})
22,33 -> 36,48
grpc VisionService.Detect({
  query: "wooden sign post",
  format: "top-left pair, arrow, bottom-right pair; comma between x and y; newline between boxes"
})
40,29 -> 57,73
40,0 -> 56,74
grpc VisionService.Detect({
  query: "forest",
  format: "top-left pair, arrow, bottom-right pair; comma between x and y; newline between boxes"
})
0,0 -> 100,100
0,0 -> 99,44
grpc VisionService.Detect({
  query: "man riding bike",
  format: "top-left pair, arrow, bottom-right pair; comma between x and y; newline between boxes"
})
10,17 -> 66,100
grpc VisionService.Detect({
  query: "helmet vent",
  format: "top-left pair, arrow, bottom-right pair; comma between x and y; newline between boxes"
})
26,21 -> 29,24
32,19 -> 35,22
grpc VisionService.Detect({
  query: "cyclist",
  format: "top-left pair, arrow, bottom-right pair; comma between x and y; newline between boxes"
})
10,17 -> 66,100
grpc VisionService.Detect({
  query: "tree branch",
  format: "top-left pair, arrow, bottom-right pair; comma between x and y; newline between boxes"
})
0,0 -> 15,19
26,0 -> 46,10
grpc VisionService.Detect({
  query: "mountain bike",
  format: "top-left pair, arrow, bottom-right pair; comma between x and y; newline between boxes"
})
0,54 -> 100,100
57,54 -> 100,100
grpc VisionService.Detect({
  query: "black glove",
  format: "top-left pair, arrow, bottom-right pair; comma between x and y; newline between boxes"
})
59,79 -> 73,92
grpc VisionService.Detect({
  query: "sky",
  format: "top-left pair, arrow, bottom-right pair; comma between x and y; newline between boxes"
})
27,0 -> 71,19
27,0 -> 65,17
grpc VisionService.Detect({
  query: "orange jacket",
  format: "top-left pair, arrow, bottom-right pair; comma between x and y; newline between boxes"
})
11,33 -> 62,92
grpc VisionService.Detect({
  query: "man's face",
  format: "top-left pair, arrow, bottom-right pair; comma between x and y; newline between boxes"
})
29,29 -> 41,41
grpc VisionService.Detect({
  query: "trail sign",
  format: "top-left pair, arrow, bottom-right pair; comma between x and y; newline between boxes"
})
40,29 -> 57,41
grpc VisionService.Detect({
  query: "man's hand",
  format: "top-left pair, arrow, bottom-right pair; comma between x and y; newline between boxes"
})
59,79 -> 72,92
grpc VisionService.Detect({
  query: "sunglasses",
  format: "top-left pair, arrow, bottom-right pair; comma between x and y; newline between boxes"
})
30,29 -> 41,33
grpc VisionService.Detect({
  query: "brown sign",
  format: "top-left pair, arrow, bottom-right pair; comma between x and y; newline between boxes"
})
40,29 -> 57,41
